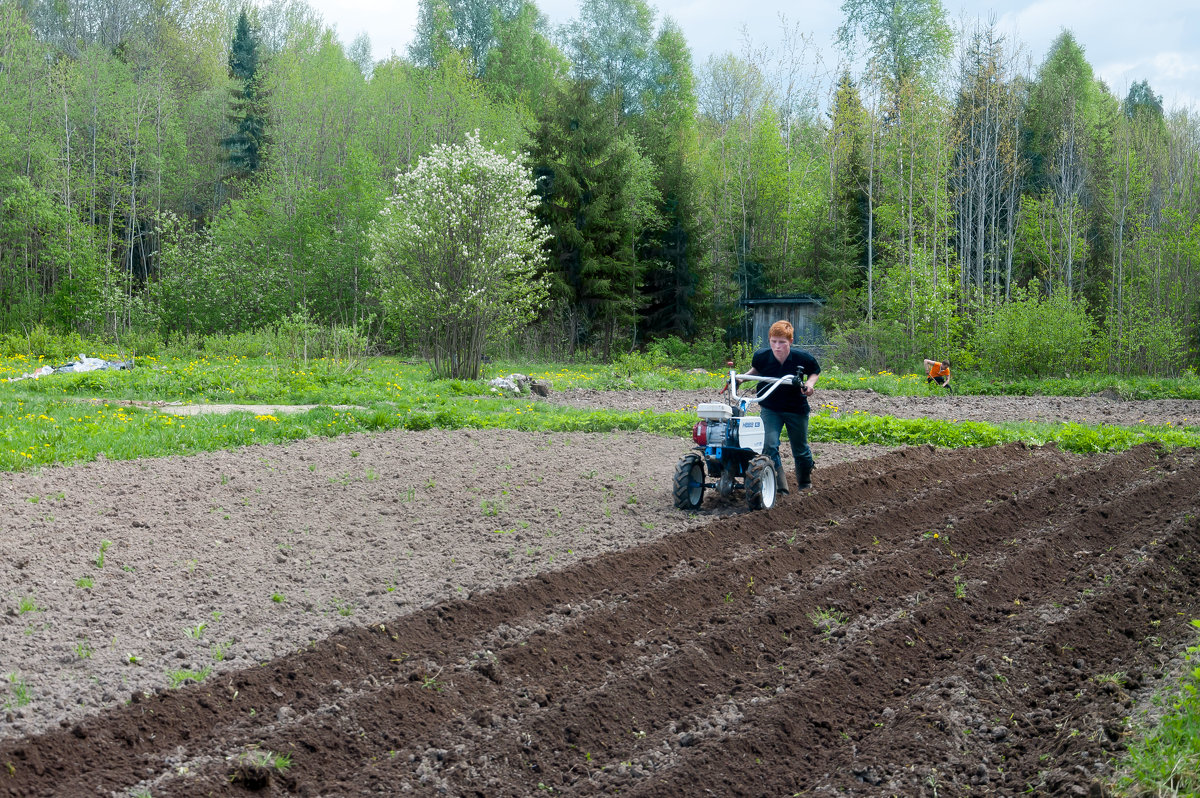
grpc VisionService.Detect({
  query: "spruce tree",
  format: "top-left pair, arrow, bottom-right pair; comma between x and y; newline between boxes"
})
823,72 -> 870,289
533,80 -> 641,358
222,10 -> 265,178
637,20 -> 699,339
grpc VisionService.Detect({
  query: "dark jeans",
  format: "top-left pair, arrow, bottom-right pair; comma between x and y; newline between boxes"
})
759,406 -> 813,476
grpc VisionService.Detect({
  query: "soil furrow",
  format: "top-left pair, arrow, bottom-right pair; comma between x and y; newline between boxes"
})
299,444 -> 1200,796
264,448 -> 1200,794
3,441 -> 1200,798
612,451 -> 1200,796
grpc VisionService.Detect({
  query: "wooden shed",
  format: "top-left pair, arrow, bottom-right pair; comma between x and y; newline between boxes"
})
743,295 -> 826,351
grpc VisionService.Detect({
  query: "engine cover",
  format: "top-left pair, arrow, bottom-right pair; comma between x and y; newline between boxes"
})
733,416 -> 765,453
696,416 -> 764,454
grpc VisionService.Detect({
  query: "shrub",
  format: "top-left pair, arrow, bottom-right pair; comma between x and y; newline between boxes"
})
971,284 -> 1096,377
1096,303 -> 1187,376
370,131 -> 550,380
0,325 -> 87,361
826,319 -> 941,374
645,331 -> 749,371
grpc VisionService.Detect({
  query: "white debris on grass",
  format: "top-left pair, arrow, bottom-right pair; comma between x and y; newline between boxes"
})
6,355 -> 134,382
488,373 -> 531,395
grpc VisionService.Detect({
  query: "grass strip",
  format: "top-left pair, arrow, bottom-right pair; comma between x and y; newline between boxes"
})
4,394 -> 1200,473
8,353 -> 1200,402
811,412 -> 1200,452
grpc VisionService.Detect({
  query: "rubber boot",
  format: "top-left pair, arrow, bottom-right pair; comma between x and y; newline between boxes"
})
796,464 -> 812,490
776,463 -> 790,495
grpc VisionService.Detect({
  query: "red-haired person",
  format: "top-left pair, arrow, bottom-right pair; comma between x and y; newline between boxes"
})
743,320 -> 821,493
924,358 -> 951,389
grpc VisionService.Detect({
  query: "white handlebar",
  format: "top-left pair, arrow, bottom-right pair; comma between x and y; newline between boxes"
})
726,370 -> 800,406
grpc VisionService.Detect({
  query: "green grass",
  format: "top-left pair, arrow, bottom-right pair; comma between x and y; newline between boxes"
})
1114,620 -> 1200,796
166,665 -> 212,688
808,607 -> 849,628
814,363 -> 1200,401
1,354 -> 620,406
211,640 -> 232,662
4,353 -> 1200,472
4,673 -> 31,709
6,350 -> 1200,404
810,412 -> 1200,453
241,749 -> 292,772
94,539 -> 112,568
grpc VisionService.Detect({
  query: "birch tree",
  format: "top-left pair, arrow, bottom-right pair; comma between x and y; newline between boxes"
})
950,20 -> 1022,303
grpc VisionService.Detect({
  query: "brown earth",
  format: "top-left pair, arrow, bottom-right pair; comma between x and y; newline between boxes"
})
543,386 -> 1200,428
1,391 -> 1199,797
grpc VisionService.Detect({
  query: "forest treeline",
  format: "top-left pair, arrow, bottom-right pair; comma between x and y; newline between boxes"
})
1,0 -> 1197,376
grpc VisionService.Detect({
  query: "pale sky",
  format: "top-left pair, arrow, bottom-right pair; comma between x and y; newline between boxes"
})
301,0 -> 1200,111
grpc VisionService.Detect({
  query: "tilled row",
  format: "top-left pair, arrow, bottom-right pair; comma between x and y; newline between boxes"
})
615,446 -> 1200,796
3,444 -> 1199,797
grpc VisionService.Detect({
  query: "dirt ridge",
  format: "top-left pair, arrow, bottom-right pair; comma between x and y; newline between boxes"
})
3,443 -> 1199,796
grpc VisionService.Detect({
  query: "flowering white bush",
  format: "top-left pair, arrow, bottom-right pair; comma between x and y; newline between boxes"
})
370,131 -> 551,379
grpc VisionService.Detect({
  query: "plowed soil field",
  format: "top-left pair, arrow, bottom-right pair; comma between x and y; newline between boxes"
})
2,390 -> 1200,797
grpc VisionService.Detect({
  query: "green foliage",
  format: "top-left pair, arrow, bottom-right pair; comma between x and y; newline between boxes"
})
0,177 -> 106,333
242,749 -> 292,772
864,250 -> 960,366
836,0 -> 953,92
484,1 -> 570,104
1096,301 -> 1188,377
1024,31 -> 1101,191
817,72 -> 870,315
166,665 -> 212,688
972,284 -> 1097,377
636,19 -> 701,340
1116,620 -> 1200,796
409,0 -> 523,74
0,325 -> 87,361
533,80 -> 653,358
608,350 -> 660,379
8,352 -> 1200,475
4,673 -> 31,709
370,131 -> 550,380
270,307 -> 371,364
1123,79 -> 1164,120
3,0 -> 1200,383
643,332 -> 752,371
828,315 -> 957,376
222,11 -> 266,176
1015,192 -> 1090,296
564,0 -> 657,116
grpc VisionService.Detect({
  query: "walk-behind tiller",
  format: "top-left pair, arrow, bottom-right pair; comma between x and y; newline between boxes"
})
672,366 -> 804,512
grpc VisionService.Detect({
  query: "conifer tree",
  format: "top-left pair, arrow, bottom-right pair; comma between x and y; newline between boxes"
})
637,19 -> 698,339
533,80 -> 647,358
221,9 -> 266,178
820,71 -> 871,319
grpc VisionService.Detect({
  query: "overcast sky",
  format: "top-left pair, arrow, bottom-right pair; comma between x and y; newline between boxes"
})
301,0 -> 1200,111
